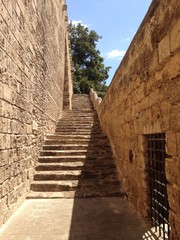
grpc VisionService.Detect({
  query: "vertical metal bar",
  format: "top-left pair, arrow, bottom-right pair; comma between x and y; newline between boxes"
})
161,135 -> 165,239
148,136 -> 153,228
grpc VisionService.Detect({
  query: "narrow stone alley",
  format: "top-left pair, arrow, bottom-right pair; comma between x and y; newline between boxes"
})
1,0 -> 179,238
0,95 -> 151,240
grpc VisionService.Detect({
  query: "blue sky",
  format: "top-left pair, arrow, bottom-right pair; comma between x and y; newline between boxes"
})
66,0 -> 152,85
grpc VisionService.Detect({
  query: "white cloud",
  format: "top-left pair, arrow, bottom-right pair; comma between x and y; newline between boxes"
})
70,20 -> 89,28
126,37 -> 130,41
107,49 -> 126,60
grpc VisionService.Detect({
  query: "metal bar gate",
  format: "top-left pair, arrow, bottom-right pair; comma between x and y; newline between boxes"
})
145,133 -> 170,239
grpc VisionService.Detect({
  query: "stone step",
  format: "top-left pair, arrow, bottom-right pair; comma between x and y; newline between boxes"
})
56,125 -> 94,129
40,149 -> 113,157
34,170 -> 82,180
56,122 -> 96,126
30,179 -> 120,192
59,115 -> 96,118
45,135 -> 108,140
42,144 -> 111,150
71,99 -> 93,102
72,100 -> 93,104
54,131 -> 93,135
45,134 -> 91,139
31,180 -> 78,191
36,162 -> 116,171
44,139 -> 91,145
63,109 -> 95,113
59,120 -> 96,124
71,105 -> 93,107
54,131 -> 104,137
40,149 -> 88,156
71,107 -> 93,110
27,191 -> 76,199
42,144 -> 89,150
58,120 -> 98,123
71,104 -> 93,107
55,127 -> 101,131
38,155 -> 114,163
57,117 -> 97,120
36,162 -> 84,171
71,102 -> 93,106
72,94 -> 89,97
45,136 -> 91,141
55,126 -> 99,130
55,127 -> 94,131
38,155 -> 86,163
56,121 -> 98,124
61,118 -> 96,121
60,116 -> 97,119
54,131 -> 92,135
55,126 -> 94,130
34,169 -> 117,181
62,113 -> 97,117
62,116 -> 95,119
71,109 -> 94,111
62,115 -> 95,119
44,138 -> 111,147
27,190 -> 126,199
64,109 -> 95,111
45,134 -> 107,140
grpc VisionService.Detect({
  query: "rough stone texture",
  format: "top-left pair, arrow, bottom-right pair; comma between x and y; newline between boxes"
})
91,0 -> 180,239
0,0 -> 72,226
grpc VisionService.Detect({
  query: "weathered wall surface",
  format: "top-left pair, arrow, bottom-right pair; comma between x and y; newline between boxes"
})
0,0 -> 72,225
92,0 -> 180,238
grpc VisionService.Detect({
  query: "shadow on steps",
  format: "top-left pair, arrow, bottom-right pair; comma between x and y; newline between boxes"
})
24,94 -> 155,240
73,119 -> 126,198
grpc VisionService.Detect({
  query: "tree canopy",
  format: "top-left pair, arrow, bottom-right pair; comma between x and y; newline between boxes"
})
69,22 -> 110,95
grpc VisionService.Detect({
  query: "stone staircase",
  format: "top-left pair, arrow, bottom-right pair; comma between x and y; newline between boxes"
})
28,94 -> 125,198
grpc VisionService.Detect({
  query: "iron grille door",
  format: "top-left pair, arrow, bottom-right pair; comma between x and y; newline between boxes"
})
145,133 -> 170,239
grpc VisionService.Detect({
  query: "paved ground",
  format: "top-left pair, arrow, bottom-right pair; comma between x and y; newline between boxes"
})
0,197 -> 152,240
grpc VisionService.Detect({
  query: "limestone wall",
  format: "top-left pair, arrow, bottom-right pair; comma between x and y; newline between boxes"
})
94,0 -> 180,238
0,0 -> 72,224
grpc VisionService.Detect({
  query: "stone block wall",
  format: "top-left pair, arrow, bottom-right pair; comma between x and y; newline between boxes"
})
92,0 -> 180,238
0,0 -> 72,225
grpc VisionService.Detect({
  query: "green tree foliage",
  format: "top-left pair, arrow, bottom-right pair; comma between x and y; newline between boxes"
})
69,22 -> 111,94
